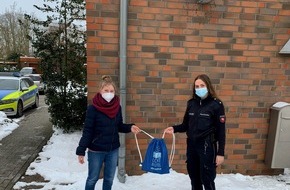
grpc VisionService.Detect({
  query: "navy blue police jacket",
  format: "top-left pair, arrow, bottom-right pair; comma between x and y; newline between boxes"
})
173,95 -> 226,156
76,105 -> 133,156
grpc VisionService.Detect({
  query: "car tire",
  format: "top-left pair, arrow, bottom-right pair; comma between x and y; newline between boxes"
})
33,95 -> 39,108
16,101 -> 23,117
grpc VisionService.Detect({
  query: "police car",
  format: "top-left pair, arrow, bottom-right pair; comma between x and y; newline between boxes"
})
0,72 -> 39,117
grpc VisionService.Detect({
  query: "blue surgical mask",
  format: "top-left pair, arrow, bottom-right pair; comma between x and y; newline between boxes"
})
195,87 -> 208,99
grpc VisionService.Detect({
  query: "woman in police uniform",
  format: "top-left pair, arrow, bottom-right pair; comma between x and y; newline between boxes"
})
164,74 -> 226,190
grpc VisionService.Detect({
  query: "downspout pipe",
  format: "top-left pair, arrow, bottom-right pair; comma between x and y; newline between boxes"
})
118,0 -> 128,183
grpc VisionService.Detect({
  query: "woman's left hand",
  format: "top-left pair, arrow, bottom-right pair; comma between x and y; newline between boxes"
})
131,125 -> 141,134
216,155 -> 224,166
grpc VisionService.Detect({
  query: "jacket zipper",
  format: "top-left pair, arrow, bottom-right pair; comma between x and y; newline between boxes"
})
110,117 -> 116,151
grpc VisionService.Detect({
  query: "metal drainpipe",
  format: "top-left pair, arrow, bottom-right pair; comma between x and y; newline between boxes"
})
117,0 -> 128,183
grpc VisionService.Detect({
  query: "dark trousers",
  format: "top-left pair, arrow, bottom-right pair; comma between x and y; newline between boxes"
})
186,138 -> 217,190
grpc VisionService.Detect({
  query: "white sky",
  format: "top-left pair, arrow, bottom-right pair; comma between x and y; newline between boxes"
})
0,0 -> 85,28
0,112 -> 290,190
0,0 -> 47,19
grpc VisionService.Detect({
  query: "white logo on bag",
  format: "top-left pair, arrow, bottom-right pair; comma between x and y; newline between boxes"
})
153,152 -> 161,159
151,146 -> 162,170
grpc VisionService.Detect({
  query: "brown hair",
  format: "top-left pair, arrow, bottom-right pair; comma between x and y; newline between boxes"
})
98,75 -> 117,92
193,74 -> 218,99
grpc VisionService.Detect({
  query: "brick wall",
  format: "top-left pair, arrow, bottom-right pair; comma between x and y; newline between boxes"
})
86,0 -> 290,175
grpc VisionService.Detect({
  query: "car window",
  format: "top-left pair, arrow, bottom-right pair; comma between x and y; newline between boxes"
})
20,69 -> 32,75
28,75 -> 42,82
20,80 -> 30,89
32,69 -> 37,74
23,78 -> 34,87
20,67 -> 37,75
0,79 -> 19,90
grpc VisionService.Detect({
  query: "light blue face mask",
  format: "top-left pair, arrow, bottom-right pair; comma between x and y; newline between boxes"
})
195,87 -> 208,99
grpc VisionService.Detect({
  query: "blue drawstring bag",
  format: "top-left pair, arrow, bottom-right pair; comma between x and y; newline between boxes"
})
135,130 -> 175,174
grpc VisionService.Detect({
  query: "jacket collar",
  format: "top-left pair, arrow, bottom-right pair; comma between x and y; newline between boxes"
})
195,94 -> 213,105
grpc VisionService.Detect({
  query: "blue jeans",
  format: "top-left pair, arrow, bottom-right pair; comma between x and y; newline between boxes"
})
85,148 -> 119,190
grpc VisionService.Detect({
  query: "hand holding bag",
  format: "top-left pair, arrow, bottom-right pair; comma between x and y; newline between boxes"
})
135,130 -> 175,174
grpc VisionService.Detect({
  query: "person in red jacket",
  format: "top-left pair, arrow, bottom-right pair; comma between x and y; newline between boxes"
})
76,75 -> 141,190
164,74 -> 226,190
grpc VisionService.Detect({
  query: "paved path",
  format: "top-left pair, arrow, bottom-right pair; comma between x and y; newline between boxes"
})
0,102 -> 53,190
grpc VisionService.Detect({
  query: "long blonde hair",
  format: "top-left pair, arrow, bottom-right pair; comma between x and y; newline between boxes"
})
98,75 -> 117,92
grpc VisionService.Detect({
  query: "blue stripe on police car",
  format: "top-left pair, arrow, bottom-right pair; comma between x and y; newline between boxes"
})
0,90 -> 17,100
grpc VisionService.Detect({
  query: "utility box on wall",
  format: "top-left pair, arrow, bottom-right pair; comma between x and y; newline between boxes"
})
265,102 -> 290,168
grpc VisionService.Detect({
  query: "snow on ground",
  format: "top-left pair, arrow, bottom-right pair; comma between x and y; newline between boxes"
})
0,112 -> 289,190
0,111 -> 22,141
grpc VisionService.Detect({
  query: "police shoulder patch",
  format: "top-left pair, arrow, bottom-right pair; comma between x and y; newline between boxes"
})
219,115 -> 226,123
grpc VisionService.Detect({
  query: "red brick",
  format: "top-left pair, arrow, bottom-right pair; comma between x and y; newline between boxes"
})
86,0 -> 289,176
